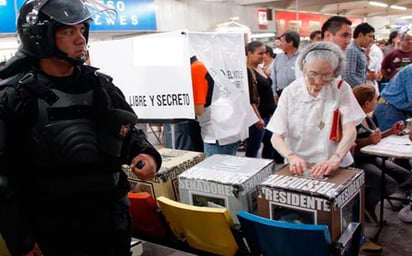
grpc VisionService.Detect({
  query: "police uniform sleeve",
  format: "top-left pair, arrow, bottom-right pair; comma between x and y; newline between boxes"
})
98,74 -> 162,171
0,85 -> 36,255
124,128 -> 162,172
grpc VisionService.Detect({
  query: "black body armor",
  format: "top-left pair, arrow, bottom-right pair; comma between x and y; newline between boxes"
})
30,88 -> 101,166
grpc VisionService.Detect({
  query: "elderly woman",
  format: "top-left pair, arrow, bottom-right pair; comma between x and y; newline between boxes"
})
267,41 -> 365,176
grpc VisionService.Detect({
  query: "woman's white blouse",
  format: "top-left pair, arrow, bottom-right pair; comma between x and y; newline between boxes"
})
266,77 -> 365,167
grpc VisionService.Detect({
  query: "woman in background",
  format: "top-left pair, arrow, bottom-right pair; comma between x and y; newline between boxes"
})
245,41 -> 276,159
261,45 -> 276,77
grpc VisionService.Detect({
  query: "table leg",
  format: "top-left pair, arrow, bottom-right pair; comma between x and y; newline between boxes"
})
372,156 -> 386,242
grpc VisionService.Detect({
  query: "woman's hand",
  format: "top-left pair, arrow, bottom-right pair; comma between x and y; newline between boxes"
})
311,154 -> 341,177
255,118 -> 265,129
288,154 -> 307,176
368,129 -> 381,144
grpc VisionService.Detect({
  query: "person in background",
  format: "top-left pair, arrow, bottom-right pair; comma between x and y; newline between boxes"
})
309,30 -> 322,43
0,0 -> 161,255
184,55 -> 213,153
245,41 -> 275,159
267,41 -> 364,177
342,22 -> 375,88
321,16 -> 353,51
365,41 -> 383,95
272,37 -> 283,55
383,30 -> 400,56
295,16 -> 353,80
271,30 -> 300,164
376,39 -> 387,52
375,64 -> 412,131
193,59 -> 246,157
381,25 -> 412,81
261,45 -> 276,77
271,30 -> 300,104
374,64 -> 412,171
163,56 -> 207,153
352,84 -> 411,223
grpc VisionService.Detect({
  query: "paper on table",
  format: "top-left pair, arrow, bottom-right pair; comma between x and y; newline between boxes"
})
361,135 -> 412,158
382,135 -> 412,145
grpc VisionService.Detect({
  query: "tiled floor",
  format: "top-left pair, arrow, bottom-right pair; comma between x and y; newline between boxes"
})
131,240 -> 197,256
362,201 -> 412,256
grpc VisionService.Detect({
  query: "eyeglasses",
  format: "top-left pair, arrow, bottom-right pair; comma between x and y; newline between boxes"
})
305,71 -> 335,81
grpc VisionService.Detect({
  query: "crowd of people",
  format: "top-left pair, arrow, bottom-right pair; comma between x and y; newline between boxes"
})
166,15 -> 412,255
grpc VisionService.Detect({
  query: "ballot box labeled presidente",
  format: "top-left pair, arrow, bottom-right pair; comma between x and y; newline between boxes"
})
257,165 -> 365,242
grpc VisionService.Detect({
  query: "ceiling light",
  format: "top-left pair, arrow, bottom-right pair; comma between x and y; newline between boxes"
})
368,1 -> 388,7
390,5 -> 407,10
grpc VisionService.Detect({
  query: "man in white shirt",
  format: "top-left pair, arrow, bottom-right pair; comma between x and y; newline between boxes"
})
271,30 -> 300,104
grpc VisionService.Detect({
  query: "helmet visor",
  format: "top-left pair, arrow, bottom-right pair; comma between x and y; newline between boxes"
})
40,0 -> 117,25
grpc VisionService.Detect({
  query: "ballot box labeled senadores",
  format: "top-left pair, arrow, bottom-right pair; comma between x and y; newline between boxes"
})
124,148 -> 205,201
178,154 -> 274,223
257,165 -> 365,241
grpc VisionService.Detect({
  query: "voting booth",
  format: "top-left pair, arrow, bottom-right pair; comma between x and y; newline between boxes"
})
124,148 -> 205,201
257,165 -> 365,241
178,154 -> 274,223
90,31 -> 256,124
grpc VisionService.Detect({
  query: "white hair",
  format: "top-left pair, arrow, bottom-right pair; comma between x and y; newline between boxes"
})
298,41 -> 346,76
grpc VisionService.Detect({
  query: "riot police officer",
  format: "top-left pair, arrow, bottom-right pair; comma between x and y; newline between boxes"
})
0,0 -> 161,255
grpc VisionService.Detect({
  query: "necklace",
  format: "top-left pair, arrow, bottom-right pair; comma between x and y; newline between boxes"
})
314,96 -> 326,130
319,120 -> 325,130
307,86 -> 325,130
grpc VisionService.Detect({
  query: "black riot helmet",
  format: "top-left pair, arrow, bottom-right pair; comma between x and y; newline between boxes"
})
17,0 -> 116,65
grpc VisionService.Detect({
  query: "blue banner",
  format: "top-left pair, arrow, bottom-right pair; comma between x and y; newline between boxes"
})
0,0 -> 24,34
90,0 -> 157,31
0,0 -> 156,34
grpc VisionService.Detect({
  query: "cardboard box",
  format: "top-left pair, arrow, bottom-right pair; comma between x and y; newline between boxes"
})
178,154 -> 274,223
125,148 -> 205,201
257,165 -> 365,242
